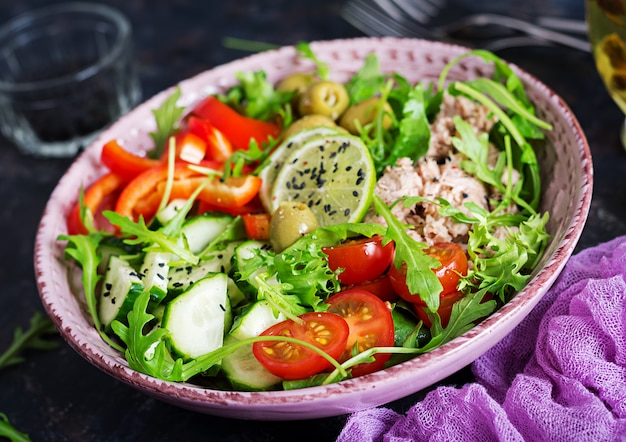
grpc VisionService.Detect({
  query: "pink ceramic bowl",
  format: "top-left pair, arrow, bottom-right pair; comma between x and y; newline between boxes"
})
34,37 -> 592,420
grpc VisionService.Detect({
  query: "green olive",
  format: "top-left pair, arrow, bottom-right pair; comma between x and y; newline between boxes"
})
339,97 -> 394,135
282,114 -> 340,139
297,80 -> 350,120
269,201 -> 319,252
276,72 -> 315,96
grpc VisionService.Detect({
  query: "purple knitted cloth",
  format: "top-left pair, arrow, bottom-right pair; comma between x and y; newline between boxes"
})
337,236 -> 626,441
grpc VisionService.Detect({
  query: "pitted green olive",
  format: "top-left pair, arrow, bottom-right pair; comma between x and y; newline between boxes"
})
282,114 -> 341,139
276,72 -> 315,96
339,97 -> 394,135
270,201 -> 319,252
297,80 -> 350,120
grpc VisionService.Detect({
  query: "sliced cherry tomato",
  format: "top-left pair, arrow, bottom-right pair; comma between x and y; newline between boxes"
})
325,289 -> 395,378
66,173 -> 128,235
170,131 -> 207,164
242,212 -> 271,240
347,274 -> 398,303
252,312 -> 349,380
187,116 -> 233,162
189,96 -> 281,150
413,290 -> 466,328
322,235 -> 395,285
389,242 -> 468,303
100,140 -> 163,182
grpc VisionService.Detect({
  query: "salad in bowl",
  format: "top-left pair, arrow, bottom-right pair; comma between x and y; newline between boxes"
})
36,37 -> 591,419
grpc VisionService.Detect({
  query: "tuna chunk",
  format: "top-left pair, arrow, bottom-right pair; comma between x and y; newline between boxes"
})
365,94 -> 515,245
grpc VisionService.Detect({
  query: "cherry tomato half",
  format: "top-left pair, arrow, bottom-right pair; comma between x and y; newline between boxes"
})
252,312 -> 349,380
322,235 -> 395,285
346,274 -> 398,303
413,290 -> 465,328
389,242 -> 468,303
325,289 -> 395,378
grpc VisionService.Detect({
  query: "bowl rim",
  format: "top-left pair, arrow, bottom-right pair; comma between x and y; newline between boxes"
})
34,36 -> 593,420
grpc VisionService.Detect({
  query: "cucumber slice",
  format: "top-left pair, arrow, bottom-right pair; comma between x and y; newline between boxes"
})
140,251 -> 170,304
99,256 -> 144,329
155,198 -> 188,226
167,241 -> 240,297
221,334 -> 282,391
181,213 -> 236,255
229,300 -> 285,340
163,273 -> 229,359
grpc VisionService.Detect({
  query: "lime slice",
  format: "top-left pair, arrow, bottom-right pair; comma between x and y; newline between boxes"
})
258,126 -> 340,212
270,133 -> 376,226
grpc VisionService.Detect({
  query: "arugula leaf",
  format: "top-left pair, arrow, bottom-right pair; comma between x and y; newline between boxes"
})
344,53 -> 385,104
221,70 -> 293,121
383,83 -> 431,170
372,195 -> 443,310
103,211 -> 199,265
0,312 -> 58,370
58,233 -> 123,351
418,288 -> 496,353
149,87 -> 185,158
296,41 -> 330,80
0,413 -> 31,442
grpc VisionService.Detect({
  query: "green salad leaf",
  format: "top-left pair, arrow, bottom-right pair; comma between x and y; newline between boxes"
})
0,413 -> 31,442
372,195 -> 443,310
0,312 -> 58,371
149,87 -> 185,158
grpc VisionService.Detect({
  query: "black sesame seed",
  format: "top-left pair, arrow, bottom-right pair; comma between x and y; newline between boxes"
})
324,204 -> 331,213
356,177 -> 364,185
111,297 -> 116,305
344,208 -> 351,216
352,191 -> 358,197
158,262 -> 165,268
219,304 -> 226,312
346,165 -> 352,171
102,291 -> 110,297
462,192 -> 469,198
329,210 -> 337,216
173,282 -> 183,288
157,273 -> 165,280
105,283 -> 112,290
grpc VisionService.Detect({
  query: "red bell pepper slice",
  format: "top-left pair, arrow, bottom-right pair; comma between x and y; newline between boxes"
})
171,130 -> 207,164
189,96 -> 281,150
242,212 -> 271,240
100,140 -> 163,182
114,163 -> 204,222
187,116 -> 233,162
66,173 -> 128,235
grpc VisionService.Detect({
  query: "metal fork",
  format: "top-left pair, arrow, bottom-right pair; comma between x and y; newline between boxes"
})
341,0 -> 591,52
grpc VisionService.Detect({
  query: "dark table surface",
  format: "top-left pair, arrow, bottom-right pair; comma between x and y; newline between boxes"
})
1,0 -> 625,441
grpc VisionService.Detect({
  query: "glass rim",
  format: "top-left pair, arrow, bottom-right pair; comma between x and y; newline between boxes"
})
0,2 -> 132,93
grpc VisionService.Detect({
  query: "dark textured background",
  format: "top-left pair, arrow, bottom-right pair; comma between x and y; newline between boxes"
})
1,0 -> 623,440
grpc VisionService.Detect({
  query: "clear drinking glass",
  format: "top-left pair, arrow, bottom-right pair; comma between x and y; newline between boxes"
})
0,3 -> 141,157
586,0 -> 626,148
